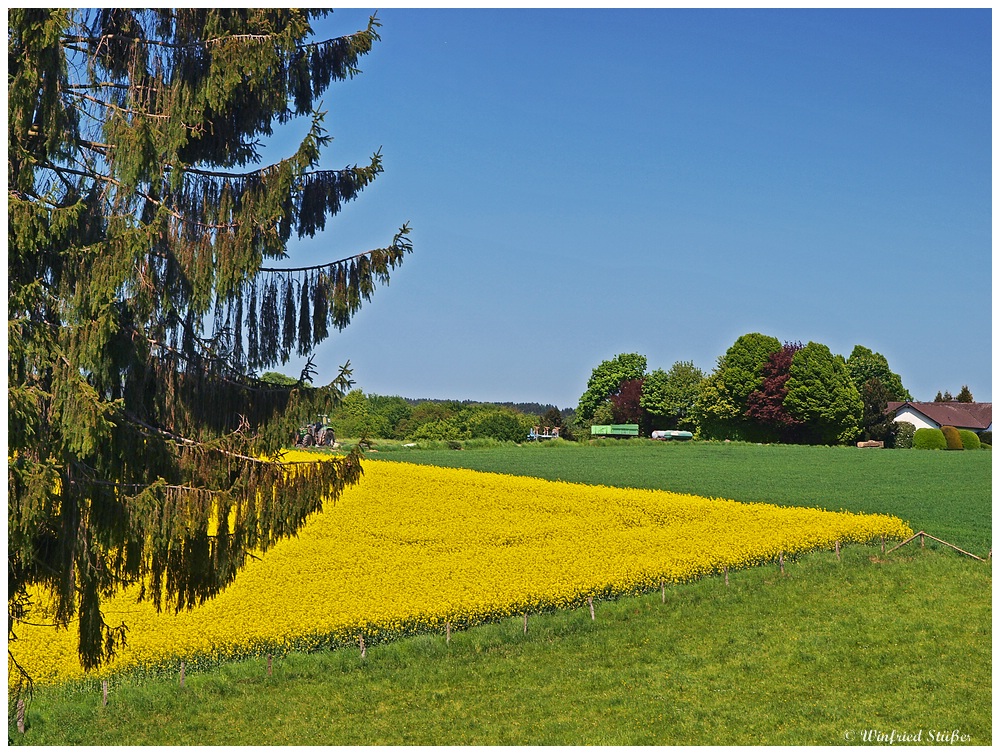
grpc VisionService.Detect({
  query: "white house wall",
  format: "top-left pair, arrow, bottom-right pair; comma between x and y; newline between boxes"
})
893,407 -> 938,431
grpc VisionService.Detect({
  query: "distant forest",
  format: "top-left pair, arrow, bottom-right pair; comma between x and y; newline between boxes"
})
259,372 -> 572,419
402,397 -> 574,417
320,391 -> 579,443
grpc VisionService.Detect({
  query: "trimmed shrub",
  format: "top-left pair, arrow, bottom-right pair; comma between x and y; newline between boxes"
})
892,421 -> 915,449
980,431 -> 992,446
940,425 -> 964,450
958,429 -> 981,450
913,427 -> 947,450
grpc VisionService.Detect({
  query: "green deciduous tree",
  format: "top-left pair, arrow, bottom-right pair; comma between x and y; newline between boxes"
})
846,346 -> 910,401
692,333 -> 780,440
396,401 -> 461,439
260,371 -> 301,387
368,394 -> 413,438
591,401 -> 616,426
719,333 -> 782,406
9,9 -> 412,675
692,368 -> 740,440
464,408 -> 531,443
409,418 -> 469,442
329,390 -> 392,439
784,343 -> 862,445
641,361 -> 705,431
576,353 -> 647,421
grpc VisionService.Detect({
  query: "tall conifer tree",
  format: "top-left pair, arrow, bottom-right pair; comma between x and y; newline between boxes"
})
8,9 -> 412,679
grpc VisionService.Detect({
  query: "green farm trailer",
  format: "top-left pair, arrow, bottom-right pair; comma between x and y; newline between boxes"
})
590,424 -> 640,438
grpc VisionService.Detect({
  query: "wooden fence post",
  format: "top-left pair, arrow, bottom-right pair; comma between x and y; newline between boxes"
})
661,580 -> 665,603
779,553 -> 785,575
16,698 -> 25,734
724,566 -> 729,587
920,532 -> 925,548
881,535 -> 886,554
523,612 -> 528,634
446,621 -> 451,645
588,595 -> 595,620
102,679 -> 108,707
180,661 -> 185,688
267,654 -> 272,677
359,634 -> 366,658
835,541 -> 841,561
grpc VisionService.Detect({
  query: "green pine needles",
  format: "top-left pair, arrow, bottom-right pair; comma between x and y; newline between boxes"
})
8,8 -> 412,681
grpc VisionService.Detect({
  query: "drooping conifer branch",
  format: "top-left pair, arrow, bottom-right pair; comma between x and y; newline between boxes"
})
8,8 -> 410,675
213,223 -> 414,368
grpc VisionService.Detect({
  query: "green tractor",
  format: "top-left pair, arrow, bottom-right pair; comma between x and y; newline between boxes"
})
295,414 -> 336,448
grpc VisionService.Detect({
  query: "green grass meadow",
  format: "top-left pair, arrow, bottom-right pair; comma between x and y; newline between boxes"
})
10,442 -> 992,745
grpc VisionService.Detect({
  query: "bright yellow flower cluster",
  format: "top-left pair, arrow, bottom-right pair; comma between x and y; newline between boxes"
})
12,455 -> 912,686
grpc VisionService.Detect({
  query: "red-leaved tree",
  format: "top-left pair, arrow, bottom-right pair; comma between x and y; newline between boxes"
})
745,342 -> 804,442
611,379 -> 646,425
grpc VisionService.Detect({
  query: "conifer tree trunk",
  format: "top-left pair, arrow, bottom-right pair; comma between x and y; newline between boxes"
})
8,8 -> 412,674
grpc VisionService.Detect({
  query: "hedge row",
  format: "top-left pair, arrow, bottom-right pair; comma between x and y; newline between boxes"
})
913,428 -> 948,450
941,425 -> 963,450
957,429 -> 981,450
912,426 -> 987,450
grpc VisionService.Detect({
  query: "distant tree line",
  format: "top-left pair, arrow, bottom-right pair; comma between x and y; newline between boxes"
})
575,334 -> 915,446
400,397 -> 564,417
278,336 -> 978,448
314,391 -> 575,443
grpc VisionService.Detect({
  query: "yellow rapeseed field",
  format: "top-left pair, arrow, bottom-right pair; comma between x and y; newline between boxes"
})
12,454 -> 912,685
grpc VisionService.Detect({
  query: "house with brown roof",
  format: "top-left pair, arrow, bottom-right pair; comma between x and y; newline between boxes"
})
887,401 -> 992,434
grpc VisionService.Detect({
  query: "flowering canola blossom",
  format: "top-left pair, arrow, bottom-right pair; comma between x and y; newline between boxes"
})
13,455 -> 912,685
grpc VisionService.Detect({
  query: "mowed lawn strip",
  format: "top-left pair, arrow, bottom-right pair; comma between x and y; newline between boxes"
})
373,441 -> 991,551
15,548 -> 990,746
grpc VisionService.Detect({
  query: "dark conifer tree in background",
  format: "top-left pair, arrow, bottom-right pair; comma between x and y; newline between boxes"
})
8,8 -> 412,681
858,378 -> 895,443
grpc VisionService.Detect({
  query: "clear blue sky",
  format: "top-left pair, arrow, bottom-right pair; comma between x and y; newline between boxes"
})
271,8 -> 991,409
